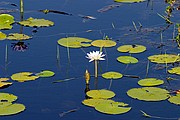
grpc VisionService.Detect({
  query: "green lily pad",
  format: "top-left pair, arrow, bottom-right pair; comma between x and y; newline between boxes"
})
102,71 -> 123,79
0,93 -> 17,102
114,0 -> 145,3
91,40 -> 116,48
148,54 -> 180,64
0,32 -> 6,40
11,72 -> 39,82
0,14 -> 15,30
7,33 -> 31,40
86,89 -> 115,99
138,78 -> 164,87
127,87 -> 170,101
117,44 -> 146,53
35,70 -> 55,77
95,100 -> 131,114
168,94 -> 180,105
168,67 -> 180,75
57,37 -> 92,48
0,103 -> 25,116
117,56 -> 138,64
19,17 -> 54,27
82,99 -> 114,107
0,78 -> 12,88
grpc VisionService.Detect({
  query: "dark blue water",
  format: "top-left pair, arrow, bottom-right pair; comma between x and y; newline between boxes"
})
0,0 -> 180,120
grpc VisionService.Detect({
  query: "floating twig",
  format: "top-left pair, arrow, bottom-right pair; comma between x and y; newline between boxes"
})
97,4 -> 121,13
59,108 -> 79,118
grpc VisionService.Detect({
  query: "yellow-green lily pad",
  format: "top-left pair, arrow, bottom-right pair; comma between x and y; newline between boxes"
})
102,71 -> 123,79
82,99 -> 114,107
91,40 -> 116,48
19,17 -> 54,27
117,56 -> 138,64
168,94 -> 180,105
11,72 -> 39,82
0,78 -> 12,88
0,93 -> 17,102
0,32 -> 6,40
0,14 -> 14,30
35,70 -> 55,77
0,103 -> 25,116
117,44 -> 146,53
168,67 -> 180,75
95,100 -> 131,114
127,87 -> 170,101
86,89 -> 115,99
57,37 -> 92,48
114,0 -> 145,3
7,33 -> 31,40
148,54 -> 180,64
138,78 -> 164,87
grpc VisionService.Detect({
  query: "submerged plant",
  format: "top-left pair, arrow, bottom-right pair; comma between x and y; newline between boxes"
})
86,51 -> 105,78
11,41 -> 28,52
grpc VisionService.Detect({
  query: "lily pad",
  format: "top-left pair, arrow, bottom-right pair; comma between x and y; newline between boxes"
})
58,37 -> 92,48
117,44 -> 146,53
19,17 -> 54,27
95,100 -> 131,114
117,56 -> 138,64
0,32 -> 6,40
127,87 -> 170,101
82,99 -> 114,107
148,54 -> 180,64
7,33 -> 31,40
0,78 -> 12,88
86,89 -> 115,99
0,14 -> 14,30
114,0 -> 145,3
0,93 -> 17,102
102,71 -> 123,79
168,94 -> 180,105
35,70 -> 55,77
168,67 -> 180,75
0,103 -> 25,116
11,72 -> 39,82
138,78 -> 164,87
91,40 -> 116,48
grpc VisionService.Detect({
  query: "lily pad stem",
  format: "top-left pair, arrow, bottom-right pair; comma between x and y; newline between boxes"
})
94,60 -> 98,78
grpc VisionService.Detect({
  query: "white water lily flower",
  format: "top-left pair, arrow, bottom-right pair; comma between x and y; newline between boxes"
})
86,51 -> 105,62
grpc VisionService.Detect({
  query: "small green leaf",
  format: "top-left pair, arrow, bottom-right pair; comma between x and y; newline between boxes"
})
117,56 -> 138,64
168,94 -> 180,105
11,72 -> 39,82
86,89 -> 115,99
19,17 -> 54,27
35,70 -> 55,77
117,44 -> 146,53
0,14 -> 14,30
114,0 -> 145,3
82,99 -> 114,107
0,32 -> 6,40
91,40 -> 116,48
168,67 -> 180,75
138,78 -> 164,87
102,71 -> 123,79
7,33 -> 31,40
0,93 -> 17,103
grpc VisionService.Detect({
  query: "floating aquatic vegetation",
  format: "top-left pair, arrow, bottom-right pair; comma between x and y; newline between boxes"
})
0,31 -> 6,40
127,87 -> 170,101
148,54 -> 180,64
168,94 -> 180,105
102,71 -> 123,79
19,17 -> 54,27
84,69 -> 90,84
114,0 -> 145,3
35,70 -> 55,77
95,100 -> 131,114
82,99 -> 114,107
86,89 -> 115,99
97,4 -> 122,13
0,78 -> 12,88
117,44 -> 146,53
39,9 -> 72,15
0,14 -> 14,30
168,67 -> 180,75
58,37 -> 92,48
11,42 -> 28,52
138,78 -> 164,87
0,93 -> 25,116
91,40 -> 116,48
7,33 -> 31,40
11,72 -> 39,82
117,56 -> 138,64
